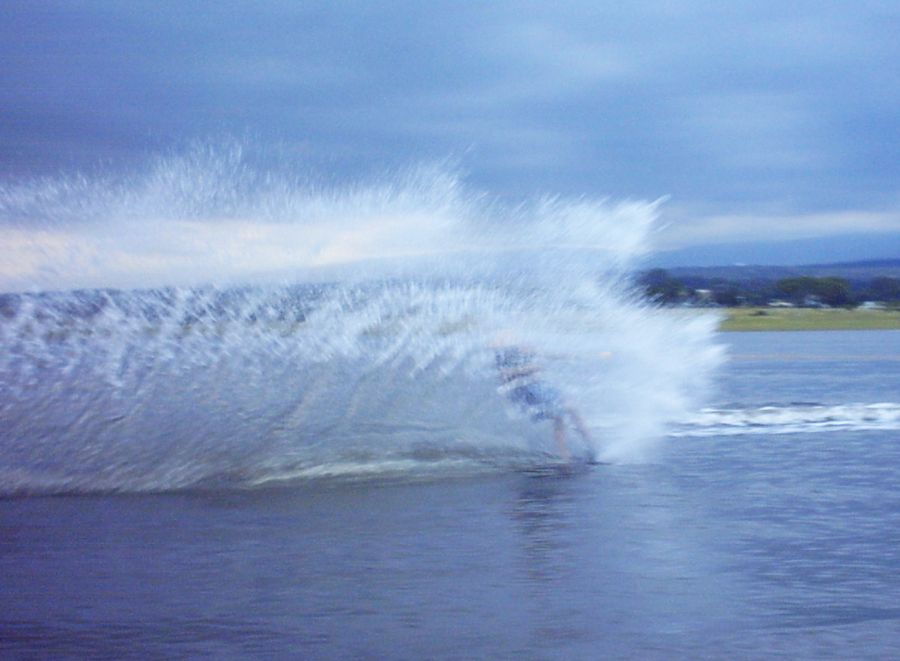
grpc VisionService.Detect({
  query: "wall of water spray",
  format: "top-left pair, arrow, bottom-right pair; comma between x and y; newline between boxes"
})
0,146 -> 723,493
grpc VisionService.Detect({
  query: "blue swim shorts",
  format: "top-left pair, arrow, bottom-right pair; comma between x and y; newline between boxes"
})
508,382 -> 564,421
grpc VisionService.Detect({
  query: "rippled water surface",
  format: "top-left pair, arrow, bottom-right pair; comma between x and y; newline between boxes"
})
2,330 -> 900,659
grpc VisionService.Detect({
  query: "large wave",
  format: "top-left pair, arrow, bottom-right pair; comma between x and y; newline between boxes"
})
0,147 -> 722,494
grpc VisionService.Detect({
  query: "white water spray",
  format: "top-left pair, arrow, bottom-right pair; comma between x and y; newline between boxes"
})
0,147 -> 723,493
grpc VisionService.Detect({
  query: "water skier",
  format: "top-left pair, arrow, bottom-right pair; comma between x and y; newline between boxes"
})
492,335 -> 592,463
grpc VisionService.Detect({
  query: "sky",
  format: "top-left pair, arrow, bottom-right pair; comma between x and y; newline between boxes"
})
2,0 -> 900,274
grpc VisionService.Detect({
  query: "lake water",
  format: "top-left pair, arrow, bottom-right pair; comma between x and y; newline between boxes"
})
2,330 -> 900,659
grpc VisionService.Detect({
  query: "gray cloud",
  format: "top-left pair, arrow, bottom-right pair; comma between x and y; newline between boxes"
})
2,1 -> 899,249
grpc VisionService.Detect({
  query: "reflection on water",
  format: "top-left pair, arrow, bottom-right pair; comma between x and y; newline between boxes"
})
512,474 -> 588,650
513,475 -> 574,584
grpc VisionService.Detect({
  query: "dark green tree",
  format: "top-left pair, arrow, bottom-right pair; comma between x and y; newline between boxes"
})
815,277 -> 852,306
868,277 -> 900,301
775,276 -> 851,306
638,269 -> 685,304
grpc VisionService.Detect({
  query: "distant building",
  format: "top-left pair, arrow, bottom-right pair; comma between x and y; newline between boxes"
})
768,300 -> 794,308
859,301 -> 886,310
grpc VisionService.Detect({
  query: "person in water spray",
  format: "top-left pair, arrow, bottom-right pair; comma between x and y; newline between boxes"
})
492,332 -> 593,463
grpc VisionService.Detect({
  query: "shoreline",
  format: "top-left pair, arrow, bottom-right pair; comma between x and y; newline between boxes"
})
719,307 -> 900,332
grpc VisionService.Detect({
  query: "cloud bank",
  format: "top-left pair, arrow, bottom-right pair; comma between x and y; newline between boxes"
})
1,1 -> 899,258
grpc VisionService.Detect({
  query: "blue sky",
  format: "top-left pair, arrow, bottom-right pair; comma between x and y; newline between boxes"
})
2,1 -> 900,265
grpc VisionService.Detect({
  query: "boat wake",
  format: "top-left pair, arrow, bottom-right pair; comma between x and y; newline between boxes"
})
672,402 -> 900,437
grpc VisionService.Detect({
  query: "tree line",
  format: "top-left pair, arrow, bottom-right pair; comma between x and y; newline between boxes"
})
638,269 -> 900,307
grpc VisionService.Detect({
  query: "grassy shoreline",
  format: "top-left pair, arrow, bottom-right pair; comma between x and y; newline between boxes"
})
720,307 -> 900,332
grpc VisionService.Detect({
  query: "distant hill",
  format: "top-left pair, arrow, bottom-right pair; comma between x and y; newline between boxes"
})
664,259 -> 900,284
646,232 -> 900,269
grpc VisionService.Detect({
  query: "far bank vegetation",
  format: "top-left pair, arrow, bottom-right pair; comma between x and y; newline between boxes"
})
638,269 -> 900,310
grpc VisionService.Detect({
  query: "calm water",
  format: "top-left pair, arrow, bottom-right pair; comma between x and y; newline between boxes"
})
3,330 -> 900,659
